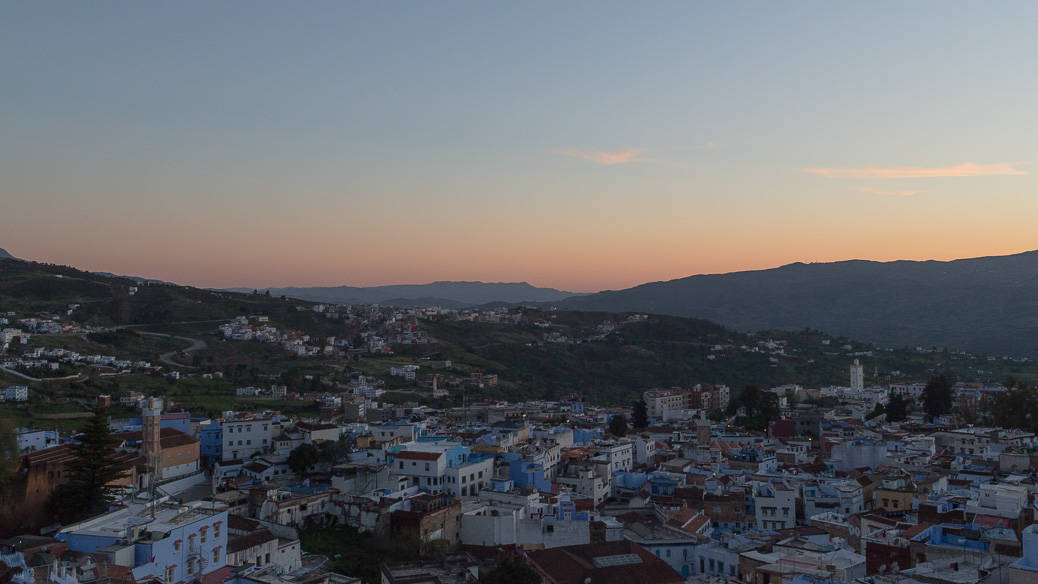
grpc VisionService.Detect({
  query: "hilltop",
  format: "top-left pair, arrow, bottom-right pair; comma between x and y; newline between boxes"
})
0,258 -> 297,327
558,250 -> 1038,357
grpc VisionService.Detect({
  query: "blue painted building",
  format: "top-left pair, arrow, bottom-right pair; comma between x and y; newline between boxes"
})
58,500 -> 228,584
198,420 -> 223,465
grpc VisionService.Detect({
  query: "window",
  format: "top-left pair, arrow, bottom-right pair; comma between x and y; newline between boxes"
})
425,463 -> 430,471
213,548 -> 220,564
201,528 -> 208,543
265,553 -> 271,565
399,461 -> 404,469
166,566 -> 175,582
214,522 -> 221,538
174,540 -> 181,552
263,424 -> 268,431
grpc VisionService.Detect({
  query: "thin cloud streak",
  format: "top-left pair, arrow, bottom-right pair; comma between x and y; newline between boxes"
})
856,186 -> 919,197
557,148 -> 645,165
804,162 -> 1028,179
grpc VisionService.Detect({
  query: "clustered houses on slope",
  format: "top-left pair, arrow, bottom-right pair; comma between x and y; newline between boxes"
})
5,365 -> 1038,584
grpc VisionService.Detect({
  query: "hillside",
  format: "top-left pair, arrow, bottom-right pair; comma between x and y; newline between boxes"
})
558,250 -> 1038,357
0,258 -> 298,326
5,257 -> 1038,417
224,281 -> 581,307
403,313 -> 1038,404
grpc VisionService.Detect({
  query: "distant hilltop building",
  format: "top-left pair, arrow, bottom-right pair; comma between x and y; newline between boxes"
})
850,359 -> 864,392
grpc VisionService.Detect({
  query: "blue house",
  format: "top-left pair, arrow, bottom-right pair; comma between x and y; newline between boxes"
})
58,500 -> 228,584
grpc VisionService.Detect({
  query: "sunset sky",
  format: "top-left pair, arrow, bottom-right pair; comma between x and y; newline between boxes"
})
3,2 -> 1037,292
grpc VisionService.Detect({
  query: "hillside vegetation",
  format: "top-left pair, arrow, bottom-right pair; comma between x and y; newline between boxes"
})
558,250 -> 1038,357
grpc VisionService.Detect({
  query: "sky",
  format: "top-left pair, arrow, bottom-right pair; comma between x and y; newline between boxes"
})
2,1 -> 1037,292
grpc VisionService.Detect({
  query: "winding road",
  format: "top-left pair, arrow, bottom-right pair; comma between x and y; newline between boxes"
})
109,319 -> 227,368
137,331 -> 207,368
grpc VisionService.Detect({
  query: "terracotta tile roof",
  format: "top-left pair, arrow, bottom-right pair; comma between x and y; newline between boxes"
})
111,427 -> 199,449
227,529 -> 277,554
23,443 -> 140,469
901,522 -> 931,539
228,515 -> 260,532
201,565 -> 235,584
101,563 -> 137,584
680,514 -> 710,535
528,540 -> 684,584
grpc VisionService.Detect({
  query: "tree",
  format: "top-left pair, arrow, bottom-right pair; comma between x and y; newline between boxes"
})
992,383 -> 1038,433
866,402 -> 884,421
317,436 -> 352,466
922,375 -> 953,419
631,399 -> 648,429
49,409 -> 129,524
608,414 -> 628,437
482,556 -> 540,584
288,443 -> 320,477
731,385 -> 779,432
886,394 -> 908,422
0,419 -> 17,504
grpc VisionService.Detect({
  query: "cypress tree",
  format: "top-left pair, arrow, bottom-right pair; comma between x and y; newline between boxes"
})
49,409 -> 129,523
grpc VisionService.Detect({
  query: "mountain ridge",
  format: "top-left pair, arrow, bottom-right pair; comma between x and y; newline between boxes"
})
223,280 -> 584,307
558,249 -> 1038,356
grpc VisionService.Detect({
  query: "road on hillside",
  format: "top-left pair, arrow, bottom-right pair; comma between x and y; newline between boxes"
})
107,319 -> 227,368
137,331 -> 208,368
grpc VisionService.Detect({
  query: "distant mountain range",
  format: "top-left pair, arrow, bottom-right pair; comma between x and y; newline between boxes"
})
8,242 -> 1038,356
0,248 -> 18,260
91,272 -> 177,286
558,250 -> 1038,357
224,281 -> 584,308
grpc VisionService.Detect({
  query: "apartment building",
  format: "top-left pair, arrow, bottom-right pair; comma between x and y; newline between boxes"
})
221,417 -> 273,461
754,480 -> 797,530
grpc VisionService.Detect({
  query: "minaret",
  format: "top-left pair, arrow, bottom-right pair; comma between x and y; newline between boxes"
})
142,397 -> 164,485
850,359 -> 864,392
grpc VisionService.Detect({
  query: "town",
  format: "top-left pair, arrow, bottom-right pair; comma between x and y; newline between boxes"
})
4,353 -> 1038,584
